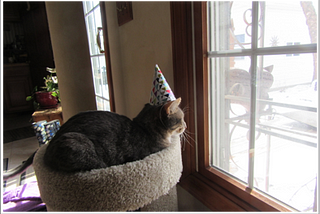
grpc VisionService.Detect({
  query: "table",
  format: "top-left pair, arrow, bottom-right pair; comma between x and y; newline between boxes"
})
32,105 -> 63,125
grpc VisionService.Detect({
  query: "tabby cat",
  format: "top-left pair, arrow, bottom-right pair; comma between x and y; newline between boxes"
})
4,98 -> 186,179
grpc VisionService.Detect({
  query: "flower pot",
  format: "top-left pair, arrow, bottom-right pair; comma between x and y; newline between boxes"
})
35,91 -> 58,109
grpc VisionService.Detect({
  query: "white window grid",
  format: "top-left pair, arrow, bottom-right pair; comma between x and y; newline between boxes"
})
207,1 -> 317,211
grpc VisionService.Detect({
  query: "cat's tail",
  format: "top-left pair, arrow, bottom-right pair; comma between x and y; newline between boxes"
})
3,151 -> 37,181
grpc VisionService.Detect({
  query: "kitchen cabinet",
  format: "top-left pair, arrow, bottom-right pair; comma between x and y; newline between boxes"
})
4,63 -> 34,113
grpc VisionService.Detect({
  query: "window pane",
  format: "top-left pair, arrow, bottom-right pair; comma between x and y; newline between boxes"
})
94,8 -> 102,31
253,53 -> 317,211
84,4 -> 103,56
260,1 -> 318,48
83,1 -> 99,14
98,55 -> 109,100
96,96 -> 110,111
210,54 -> 318,212
96,96 -> 104,110
91,56 -> 109,100
103,99 -> 110,111
91,56 -> 102,96
208,1 -> 253,51
85,12 -> 100,56
209,1 -> 318,52
210,56 -> 252,184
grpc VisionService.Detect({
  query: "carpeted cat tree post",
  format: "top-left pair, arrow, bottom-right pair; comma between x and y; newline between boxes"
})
33,65 -> 182,211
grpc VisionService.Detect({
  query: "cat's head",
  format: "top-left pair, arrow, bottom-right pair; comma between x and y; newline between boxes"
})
134,97 -> 186,140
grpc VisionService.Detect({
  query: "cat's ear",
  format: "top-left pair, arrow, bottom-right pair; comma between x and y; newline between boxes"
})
163,97 -> 181,115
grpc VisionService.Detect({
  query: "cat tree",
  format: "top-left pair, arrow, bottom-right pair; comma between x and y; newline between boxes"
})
33,135 -> 182,211
33,65 -> 183,211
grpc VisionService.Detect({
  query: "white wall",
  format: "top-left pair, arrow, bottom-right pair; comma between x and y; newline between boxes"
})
104,2 -> 174,118
104,2 -> 210,211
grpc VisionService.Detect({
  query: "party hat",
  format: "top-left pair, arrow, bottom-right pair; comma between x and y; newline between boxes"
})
150,64 -> 176,105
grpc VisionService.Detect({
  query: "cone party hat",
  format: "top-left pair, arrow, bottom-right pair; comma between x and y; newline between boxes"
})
150,64 -> 176,105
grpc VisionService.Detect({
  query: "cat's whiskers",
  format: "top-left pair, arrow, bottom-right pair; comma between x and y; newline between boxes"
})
180,130 -> 194,151
182,105 -> 192,114
183,132 -> 194,146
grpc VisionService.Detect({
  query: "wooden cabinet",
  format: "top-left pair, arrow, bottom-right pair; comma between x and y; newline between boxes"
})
20,2 -> 55,88
3,2 -> 55,115
3,2 -> 21,22
3,63 -> 34,113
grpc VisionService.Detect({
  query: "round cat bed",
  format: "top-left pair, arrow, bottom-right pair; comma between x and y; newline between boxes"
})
33,135 -> 183,211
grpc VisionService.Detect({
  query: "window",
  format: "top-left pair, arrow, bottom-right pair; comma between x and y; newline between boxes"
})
208,1 -> 317,211
83,1 -> 115,111
172,1 -> 317,212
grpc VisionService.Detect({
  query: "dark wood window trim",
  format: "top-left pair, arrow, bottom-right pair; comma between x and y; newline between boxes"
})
171,2 -> 294,211
171,1 -> 196,180
100,1 -> 116,112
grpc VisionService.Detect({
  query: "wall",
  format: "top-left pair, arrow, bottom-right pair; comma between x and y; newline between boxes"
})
104,2 -> 210,211
105,2 -> 174,118
103,2 -> 126,115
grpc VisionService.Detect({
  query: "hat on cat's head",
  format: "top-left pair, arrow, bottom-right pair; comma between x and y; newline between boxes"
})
150,64 -> 176,105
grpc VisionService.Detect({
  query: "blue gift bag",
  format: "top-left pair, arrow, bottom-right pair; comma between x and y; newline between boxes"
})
33,119 -> 60,146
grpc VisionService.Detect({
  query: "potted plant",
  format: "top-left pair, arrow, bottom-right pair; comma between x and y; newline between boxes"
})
26,67 -> 60,109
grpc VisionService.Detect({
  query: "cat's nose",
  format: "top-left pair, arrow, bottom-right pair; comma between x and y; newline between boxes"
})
183,121 -> 187,129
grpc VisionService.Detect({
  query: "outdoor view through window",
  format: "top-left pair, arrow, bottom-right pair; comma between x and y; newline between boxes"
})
83,1 -> 111,111
208,1 -> 317,211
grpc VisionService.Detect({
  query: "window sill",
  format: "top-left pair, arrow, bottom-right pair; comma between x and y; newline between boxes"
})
179,170 -> 296,212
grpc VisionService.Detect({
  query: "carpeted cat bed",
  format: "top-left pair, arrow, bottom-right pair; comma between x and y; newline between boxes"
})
33,135 -> 182,211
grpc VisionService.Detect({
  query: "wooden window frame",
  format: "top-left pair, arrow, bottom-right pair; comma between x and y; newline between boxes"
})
171,2 -> 295,211
100,1 -> 115,112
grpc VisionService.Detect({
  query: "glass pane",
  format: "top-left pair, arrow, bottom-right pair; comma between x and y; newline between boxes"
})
98,56 -> 109,100
103,99 -> 110,111
96,96 -> 110,111
84,5 -> 102,56
91,56 -> 109,99
96,96 -> 104,110
83,1 -> 100,14
91,56 -> 102,96
209,1 -> 318,52
94,8 -> 102,30
85,12 -> 100,56
208,1 -> 252,51
211,56 -> 252,184
92,1 -> 100,8
260,1 -> 318,48
253,53 -> 317,211
210,53 -> 318,211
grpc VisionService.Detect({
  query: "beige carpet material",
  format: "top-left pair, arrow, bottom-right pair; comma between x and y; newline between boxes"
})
33,135 -> 182,211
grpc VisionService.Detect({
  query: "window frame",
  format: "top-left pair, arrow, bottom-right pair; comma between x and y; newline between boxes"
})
82,1 -> 115,112
171,2 -> 315,211
99,2 -> 115,112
